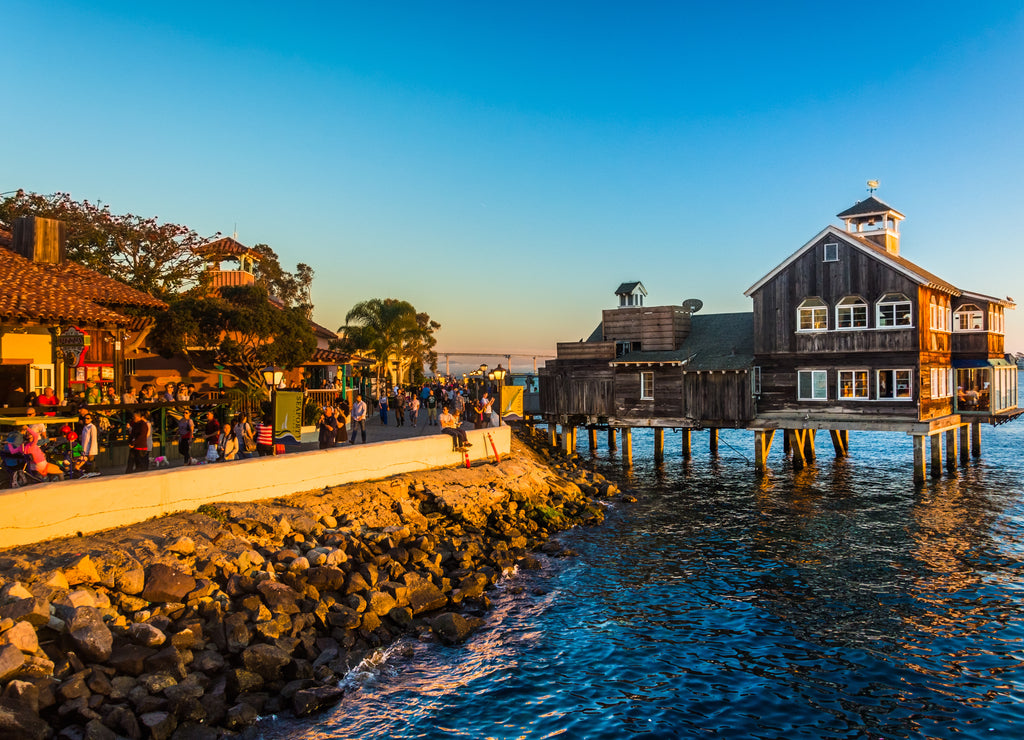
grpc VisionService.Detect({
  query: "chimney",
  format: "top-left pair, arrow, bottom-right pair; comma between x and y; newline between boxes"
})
12,216 -> 67,264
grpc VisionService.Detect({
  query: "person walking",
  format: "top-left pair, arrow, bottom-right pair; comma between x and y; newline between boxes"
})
393,391 -> 405,427
427,390 -> 438,426
234,414 -> 255,459
177,408 -> 195,465
410,395 -> 420,428
203,411 -> 220,460
125,410 -> 150,474
378,393 -> 389,426
349,394 -> 368,444
217,423 -> 239,461
79,412 -> 99,475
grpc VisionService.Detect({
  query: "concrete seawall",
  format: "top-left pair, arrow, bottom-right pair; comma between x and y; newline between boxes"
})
0,425 -> 511,549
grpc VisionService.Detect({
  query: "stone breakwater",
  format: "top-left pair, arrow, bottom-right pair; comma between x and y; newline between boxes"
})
0,429 -> 618,739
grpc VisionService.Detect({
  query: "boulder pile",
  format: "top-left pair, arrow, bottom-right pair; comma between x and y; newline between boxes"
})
0,428 -> 617,738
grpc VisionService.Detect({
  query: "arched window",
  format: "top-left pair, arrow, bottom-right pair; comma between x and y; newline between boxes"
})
836,296 -> 868,329
797,297 -> 828,331
954,303 -> 983,332
877,292 -> 912,328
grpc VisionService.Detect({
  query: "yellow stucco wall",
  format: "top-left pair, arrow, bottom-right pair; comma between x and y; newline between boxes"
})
0,425 -> 512,549
0,328 -> 52,365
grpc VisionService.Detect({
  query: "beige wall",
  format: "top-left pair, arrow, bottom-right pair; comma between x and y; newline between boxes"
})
1,327 -> 52,365
0,425 -> 512,549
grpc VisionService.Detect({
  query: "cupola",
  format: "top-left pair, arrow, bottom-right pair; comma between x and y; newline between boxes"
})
194,236 -> 262,294
614,281 -> 647,308
836,196 -> 904,256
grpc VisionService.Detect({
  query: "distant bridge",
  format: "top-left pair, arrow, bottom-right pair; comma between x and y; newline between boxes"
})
435,351 -> 556,375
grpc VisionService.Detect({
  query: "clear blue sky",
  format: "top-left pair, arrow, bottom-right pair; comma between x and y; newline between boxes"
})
6,1 -> 1024,355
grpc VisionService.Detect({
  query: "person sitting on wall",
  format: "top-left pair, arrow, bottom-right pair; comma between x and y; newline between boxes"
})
439,406 -> 471,450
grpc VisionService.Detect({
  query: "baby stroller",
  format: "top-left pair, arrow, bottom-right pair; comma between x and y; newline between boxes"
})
46,436 -> 96,480
4,433 -> 63,488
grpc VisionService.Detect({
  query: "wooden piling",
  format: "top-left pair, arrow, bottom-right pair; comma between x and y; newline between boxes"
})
929,433 -> 942,478
548,425 -> 557,448
788,430 -> 804,469
708,428 -> 719,456
912,435 -> 926,483
944,428 -> 958,471
588,427 -> 597,450
783,431 -> 791,456
622,427 -> 632,466
754,429 -> 775,473
681,428 -> 691,459
971,422 -> 981,458
653,427 -> 664,461
608,427 -> 617,450
829,429 -> 848,457
959,424 -> 969,465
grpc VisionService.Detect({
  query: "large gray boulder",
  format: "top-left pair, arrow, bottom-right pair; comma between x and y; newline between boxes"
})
140,564 -> 196,604
66,606 -> 113,662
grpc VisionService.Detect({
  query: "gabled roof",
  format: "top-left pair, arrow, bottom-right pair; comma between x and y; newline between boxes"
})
744,225 -> 959,297
959,290 -> 1016,309
614,281 -> 646,296
610,312 -> 754,371
836,196 -> 905,219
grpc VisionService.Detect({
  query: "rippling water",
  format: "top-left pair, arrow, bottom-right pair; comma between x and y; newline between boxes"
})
268,386 -> 1024,739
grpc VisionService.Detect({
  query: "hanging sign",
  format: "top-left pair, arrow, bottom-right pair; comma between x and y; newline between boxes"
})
56,327 -> 90,367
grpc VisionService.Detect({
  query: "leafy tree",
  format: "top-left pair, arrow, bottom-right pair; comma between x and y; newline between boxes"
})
0,189 -> 212,297
334,299 -> 440,387
250,243 -> 315,314
149,285 -> 316,395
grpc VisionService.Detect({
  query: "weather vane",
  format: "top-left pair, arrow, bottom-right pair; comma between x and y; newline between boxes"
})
867,179 -> 879,194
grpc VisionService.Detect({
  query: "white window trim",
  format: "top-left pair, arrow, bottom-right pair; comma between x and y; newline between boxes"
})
797,369 -> 828,401
876,300 -> 913,328
930,367 -> 953,399
823,242 -> 839,262
953,304 -> 984,333
837,369 -> 869,400
836,296 -> 868,330
797,298 -> 829,333
640,371 -> 654,401
877,368 -> 914,401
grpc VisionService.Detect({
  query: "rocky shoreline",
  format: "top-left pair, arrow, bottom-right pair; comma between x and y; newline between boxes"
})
0,426 -> 618,739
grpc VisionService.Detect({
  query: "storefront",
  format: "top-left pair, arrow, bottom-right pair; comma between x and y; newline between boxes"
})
954,359 -> 1018,414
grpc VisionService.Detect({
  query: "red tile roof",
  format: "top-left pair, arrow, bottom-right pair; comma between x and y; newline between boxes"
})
0,246 -> 166,326
195,236 -> 262,261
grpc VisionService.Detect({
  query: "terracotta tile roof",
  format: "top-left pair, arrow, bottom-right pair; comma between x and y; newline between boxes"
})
0,248 -> 133,325
52,260 -> 167,309
195,236 -> 262,261
305,348 -> 351,365
0,228 -> 11,248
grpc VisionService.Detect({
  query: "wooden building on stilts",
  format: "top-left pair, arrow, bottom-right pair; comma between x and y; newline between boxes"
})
539,197 -> 1021,481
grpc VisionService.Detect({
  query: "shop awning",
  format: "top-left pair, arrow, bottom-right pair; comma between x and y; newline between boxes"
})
953,358 -> 1014,369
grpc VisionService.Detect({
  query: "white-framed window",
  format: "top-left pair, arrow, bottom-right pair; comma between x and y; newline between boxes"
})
798,370 -> 828,401
954,304 -> 983,332
751,366 -> 762,395
823,242 -> 839,262
877,369 -> 913,399
29,364 -> 54,397
798,297 -> 828,332
930,367 -> 953,398
640,371 -> 654,400
930,297 -> 951,332
836,296 -> 868,329
838,370 -> 868,399
877,292 -> 913,327
989,307 -> 1005,334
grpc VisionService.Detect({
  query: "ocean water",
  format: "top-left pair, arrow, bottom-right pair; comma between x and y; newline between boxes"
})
268,383 -> 1024,739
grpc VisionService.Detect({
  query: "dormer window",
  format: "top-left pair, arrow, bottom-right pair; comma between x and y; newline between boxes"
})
823,242 -> 839,262
836,296 -> 867,329
877,292 -> 912,328
614,281 -> 647,309
797,297 -> 828,332
954,304 -> 984,332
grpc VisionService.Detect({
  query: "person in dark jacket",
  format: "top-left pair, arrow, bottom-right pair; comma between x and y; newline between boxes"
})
125,410 -> 150,474
318,406 -> 339,450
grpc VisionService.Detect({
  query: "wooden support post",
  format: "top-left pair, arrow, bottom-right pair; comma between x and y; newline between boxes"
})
959,424 -> 969,465
929,433 -> 942,478
840,430 -> 849,453
789,430 -> 805,468
708,428 -> 719,456
944,428 -> 958,471
754,430 -> 775,473
588,427 -> 598,450
622,427 -> 632,466
653,427 -> 664,461
681,428 -> 691,459
805,429 -> 816,462
971,422 -> 981,458
783,430 -> 791,455
563,426 -> 574,453
829,429 -> 848,457
608,427 -> 617,450
912,435 -> 926,483
548,424 -> 557,448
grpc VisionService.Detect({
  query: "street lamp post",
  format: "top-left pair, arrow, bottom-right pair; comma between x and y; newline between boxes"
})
492,364 -> 506,425
261,365 -> 283,454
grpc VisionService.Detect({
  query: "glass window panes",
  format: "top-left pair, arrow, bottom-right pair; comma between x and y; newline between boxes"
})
798,370 -> 827,400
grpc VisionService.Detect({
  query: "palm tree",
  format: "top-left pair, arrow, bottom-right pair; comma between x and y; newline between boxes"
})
339,299 -> 438,389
